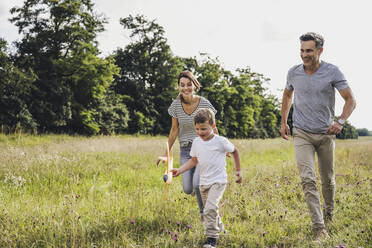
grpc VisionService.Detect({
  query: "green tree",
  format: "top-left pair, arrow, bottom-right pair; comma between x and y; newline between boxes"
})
182,55 -> 280,138
113,15 -> 183,134
357,128 -> 370,136
337,121 -> 358,139
10,0 -> 125,134
232,68 -> 280,138
181,54 -> 232,136
0,38 -> 37,132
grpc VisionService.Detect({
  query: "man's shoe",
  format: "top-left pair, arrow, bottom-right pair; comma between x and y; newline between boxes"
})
203,237 -> 217,248
314,228 -> 330,243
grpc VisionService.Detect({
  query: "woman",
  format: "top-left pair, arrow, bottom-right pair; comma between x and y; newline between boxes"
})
157,70 -> 217,217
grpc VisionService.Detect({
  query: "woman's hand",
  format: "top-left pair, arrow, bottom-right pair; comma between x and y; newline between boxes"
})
156,155 -> 167,166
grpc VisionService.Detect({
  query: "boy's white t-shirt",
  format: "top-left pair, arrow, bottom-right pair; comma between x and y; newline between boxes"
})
190,135 -> 235,186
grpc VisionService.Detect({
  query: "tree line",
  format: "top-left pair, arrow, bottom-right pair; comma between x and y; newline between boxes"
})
0,0 -> 361,139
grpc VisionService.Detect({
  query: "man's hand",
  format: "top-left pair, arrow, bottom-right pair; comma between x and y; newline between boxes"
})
280,123 -> 291,140
326,122 -> 343,135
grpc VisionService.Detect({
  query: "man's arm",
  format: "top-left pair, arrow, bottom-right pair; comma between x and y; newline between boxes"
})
338,87 -> 356,121
280,88 -> 294,140
326,87 -> 356,135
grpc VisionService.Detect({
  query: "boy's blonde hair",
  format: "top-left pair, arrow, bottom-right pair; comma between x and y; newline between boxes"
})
193,108 -> 215,125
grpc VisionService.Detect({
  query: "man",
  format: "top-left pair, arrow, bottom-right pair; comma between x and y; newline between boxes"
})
280,32 -> 356,241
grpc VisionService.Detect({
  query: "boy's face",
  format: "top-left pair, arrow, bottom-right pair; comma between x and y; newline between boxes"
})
194,121 -> 215,141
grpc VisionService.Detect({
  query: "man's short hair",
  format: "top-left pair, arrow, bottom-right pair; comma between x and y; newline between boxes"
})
193,108 -> 215,125
299,32 -> 324,49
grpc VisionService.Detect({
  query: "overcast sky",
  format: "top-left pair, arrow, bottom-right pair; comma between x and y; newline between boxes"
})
1,0 -> 371,130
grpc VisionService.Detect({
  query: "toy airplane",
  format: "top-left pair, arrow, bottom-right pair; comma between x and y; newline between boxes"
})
158,142 -> 173,200
163,142 -> 173,184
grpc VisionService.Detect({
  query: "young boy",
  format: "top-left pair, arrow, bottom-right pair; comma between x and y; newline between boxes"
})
171,108 -> 242,248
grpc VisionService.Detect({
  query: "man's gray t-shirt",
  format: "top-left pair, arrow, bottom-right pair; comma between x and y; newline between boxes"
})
286,61 -> 349,134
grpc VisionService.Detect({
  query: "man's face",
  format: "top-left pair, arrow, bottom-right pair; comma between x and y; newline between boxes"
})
194,121 -> 215,141
300,40 -> 323,68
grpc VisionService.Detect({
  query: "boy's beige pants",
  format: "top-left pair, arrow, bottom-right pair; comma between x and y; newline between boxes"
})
293,127 -> 336,229
200,183 -> 226,239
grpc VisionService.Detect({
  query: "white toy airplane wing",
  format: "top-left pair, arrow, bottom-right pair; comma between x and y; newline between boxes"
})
163,142 -> 173,200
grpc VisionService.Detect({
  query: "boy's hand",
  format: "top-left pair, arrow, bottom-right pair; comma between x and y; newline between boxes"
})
170,169 -> 181,177
235,171 -> 242,183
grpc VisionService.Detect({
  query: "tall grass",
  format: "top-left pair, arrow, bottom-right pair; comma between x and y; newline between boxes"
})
0,134 -> 370,247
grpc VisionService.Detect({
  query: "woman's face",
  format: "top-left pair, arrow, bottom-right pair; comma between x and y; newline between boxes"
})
178,77 -> 195,98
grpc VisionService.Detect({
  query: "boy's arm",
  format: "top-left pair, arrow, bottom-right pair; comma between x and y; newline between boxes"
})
171,157 -> 198,177
231,148 -> 242,183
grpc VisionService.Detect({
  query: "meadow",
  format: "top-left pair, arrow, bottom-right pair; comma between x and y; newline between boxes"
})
0,133 -> 370,247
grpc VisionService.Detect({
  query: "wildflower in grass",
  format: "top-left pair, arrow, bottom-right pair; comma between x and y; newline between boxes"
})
173,236 -> 178,242
177,221 -> 181,227
186,224 -> 191,229
263,231 -> 266,237
130,219 -> 134,224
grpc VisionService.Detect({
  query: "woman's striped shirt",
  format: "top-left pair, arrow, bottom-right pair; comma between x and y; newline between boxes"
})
168,96 -> 217,147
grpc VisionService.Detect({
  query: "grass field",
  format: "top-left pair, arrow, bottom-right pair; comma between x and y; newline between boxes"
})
0,134 -> 371,247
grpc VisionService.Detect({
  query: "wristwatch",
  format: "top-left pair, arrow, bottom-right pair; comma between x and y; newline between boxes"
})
336,118 -> 345,125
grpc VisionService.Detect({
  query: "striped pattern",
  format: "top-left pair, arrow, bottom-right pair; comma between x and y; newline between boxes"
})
168,96 -> 217,146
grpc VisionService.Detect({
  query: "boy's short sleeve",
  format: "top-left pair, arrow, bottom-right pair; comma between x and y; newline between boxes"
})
221,137 -> 235,153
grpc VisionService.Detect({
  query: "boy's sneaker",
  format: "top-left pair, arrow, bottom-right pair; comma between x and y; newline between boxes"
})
313,228 -> 330,243
203,237 -> 217,248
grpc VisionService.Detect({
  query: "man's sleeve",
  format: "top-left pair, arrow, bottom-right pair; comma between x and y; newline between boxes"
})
333,67 -> 349,91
